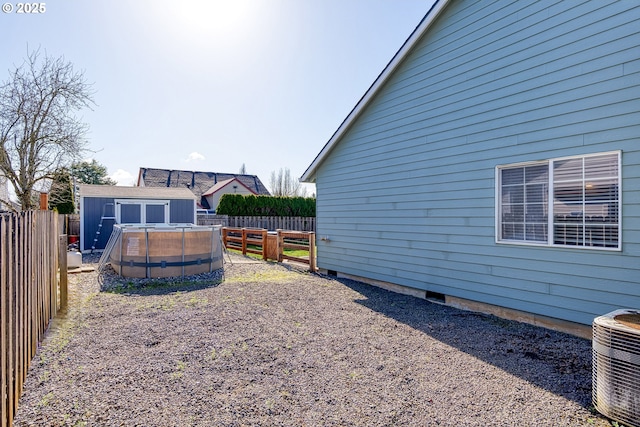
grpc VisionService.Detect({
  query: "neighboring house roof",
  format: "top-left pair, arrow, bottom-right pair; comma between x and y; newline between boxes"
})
137,168 -> 270,199
301,0 -> 449,183
79,184 -> 196,200
202,177 -> 257,197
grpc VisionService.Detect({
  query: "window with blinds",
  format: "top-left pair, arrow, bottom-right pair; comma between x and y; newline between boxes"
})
497,152 -> 620,250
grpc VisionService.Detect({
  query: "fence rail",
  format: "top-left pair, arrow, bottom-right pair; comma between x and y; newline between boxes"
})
221,227 -> 316,271
199,215 -> 315,232
222,227 -> 268,260
277,230 -> 316,271
1,211 -> 65,427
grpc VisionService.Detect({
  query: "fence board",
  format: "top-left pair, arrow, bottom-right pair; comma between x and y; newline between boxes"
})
1,216 -> 8,427
7,215 -> 14,424
0,211 -> 62,427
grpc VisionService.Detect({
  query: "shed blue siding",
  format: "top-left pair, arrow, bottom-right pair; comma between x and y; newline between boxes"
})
314,0 -> 640,325
170,199 -> 196,223
82,197 -> 115,252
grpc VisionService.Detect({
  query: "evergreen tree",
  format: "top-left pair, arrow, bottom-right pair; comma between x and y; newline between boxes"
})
48,168 -> 75,214
70,159 -> 116,185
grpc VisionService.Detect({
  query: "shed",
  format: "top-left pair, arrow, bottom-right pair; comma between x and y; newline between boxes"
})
78,184 -> 197,252
301,0 -> 640,333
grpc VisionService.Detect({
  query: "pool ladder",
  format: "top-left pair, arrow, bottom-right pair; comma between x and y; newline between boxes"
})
91,203 -> 116,253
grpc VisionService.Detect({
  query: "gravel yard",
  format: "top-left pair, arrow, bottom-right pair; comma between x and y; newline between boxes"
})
14,253 -> 612,426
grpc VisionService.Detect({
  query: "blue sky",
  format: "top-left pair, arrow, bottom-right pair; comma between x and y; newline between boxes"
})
1,0 -> 435,192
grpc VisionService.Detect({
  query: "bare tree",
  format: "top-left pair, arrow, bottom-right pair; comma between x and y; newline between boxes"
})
269,167 -> 307,197
0,49 -> 94,210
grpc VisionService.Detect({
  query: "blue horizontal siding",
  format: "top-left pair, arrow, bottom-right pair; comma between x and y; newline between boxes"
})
315,0 -> 640,325
169,199 -> 196,223
81,197 -> 115,251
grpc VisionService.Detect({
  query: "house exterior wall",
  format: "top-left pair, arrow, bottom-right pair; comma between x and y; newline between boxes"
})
0,177 -> 10,211
314,0 -> 640,325
205,186 -> 255,213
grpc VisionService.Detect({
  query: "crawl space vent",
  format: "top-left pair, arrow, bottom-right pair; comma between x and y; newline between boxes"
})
593,309 -> 640,427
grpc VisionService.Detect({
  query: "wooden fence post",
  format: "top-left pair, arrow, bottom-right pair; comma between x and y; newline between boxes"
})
59,235 -> 68,310
261,229 -> 268,261
39,192 -> 48,210
276,229 -> 283,262
309,232 -> 316,272
241,228 -> 247,255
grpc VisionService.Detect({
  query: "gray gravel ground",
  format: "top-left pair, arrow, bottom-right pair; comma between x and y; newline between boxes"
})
13,253 -> 614,426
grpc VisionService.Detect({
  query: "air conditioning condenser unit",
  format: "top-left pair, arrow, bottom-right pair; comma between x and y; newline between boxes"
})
593,309 -> 640,427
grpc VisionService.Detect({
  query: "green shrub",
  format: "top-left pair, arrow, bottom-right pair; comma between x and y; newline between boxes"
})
217,194 -> 315,217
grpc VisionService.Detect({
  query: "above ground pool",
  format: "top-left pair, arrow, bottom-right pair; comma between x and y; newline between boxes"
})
104,224 -> 223,279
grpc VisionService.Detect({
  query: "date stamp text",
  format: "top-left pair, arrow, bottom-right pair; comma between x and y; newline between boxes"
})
2,3 -> 46,13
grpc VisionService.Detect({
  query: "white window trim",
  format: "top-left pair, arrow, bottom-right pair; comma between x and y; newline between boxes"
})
495,151 -> 621,251
495,159 -> 548,246
115,199 -> 170,225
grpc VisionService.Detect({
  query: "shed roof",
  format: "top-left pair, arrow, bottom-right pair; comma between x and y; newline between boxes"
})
300,0 -> 449,183
137,168 -> 270,199
79,184 -> 196,200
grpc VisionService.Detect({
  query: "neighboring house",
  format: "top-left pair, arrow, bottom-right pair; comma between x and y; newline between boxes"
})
301,0 -> 640,332
137,167 -> 270,211
201,177 -> 257,213
78,184 -> 197,252
0,176 -> 11,212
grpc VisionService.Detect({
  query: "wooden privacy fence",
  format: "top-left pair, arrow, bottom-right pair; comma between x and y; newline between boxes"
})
199,216 -> 315,232
222,227 -> 316,271
1,210 -> 67,427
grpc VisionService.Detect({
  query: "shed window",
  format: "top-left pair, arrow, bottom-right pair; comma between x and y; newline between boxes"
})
115,200 -> 170,224
497,151 -> 620,250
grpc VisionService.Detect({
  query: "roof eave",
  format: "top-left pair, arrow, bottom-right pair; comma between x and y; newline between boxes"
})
300,0 -> 449,183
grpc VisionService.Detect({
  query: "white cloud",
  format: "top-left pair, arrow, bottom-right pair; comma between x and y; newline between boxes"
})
184,152 -> 206,162
110,169 -> 136,186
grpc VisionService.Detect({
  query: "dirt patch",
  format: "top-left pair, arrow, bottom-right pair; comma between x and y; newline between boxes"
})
14,253 -> 610,426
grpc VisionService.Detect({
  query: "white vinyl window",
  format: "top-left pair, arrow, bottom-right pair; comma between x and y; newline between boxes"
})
497,151 -> 620,250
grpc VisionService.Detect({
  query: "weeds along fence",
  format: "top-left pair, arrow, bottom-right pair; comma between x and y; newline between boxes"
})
221,227 -> 316,271
1,210 -> 66,427
199,215 -> 315,232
